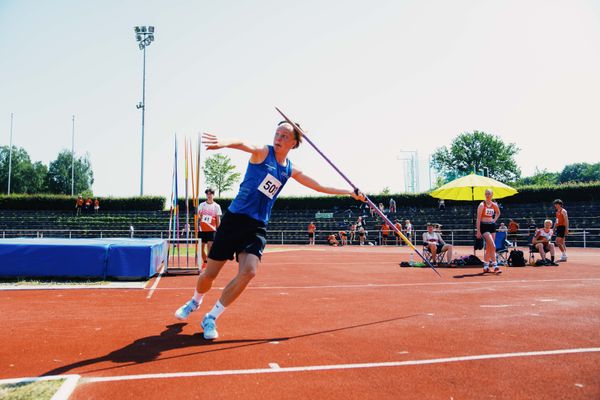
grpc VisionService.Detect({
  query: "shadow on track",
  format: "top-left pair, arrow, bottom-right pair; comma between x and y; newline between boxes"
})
42,315 -> 419,377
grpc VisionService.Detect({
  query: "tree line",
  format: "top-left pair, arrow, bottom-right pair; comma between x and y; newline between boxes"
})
0,146 -> 94,195
431,131 -> 598,186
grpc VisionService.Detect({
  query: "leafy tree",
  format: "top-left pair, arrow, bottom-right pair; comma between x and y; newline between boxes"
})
47,150 -> 94,195
559,162 -> 600,183
516,168 -> 559,186
380,186 -> 391,195
203,154 -> 241,197
0,146 -> 45,194
431,130 -> 520,182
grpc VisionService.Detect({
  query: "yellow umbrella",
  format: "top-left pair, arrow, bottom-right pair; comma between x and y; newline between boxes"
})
430,173 -> 517,201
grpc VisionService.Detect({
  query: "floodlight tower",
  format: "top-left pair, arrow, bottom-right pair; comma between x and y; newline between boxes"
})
133,25 -> 155,196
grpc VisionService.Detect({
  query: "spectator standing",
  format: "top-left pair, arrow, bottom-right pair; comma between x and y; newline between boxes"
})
75,195 -> 83,216
307,222 -> 316,245
94,198 -> 100,215
394,219 -> 403,246
85,197 -> 92,214
508,218 -> 519,246
198,188 -> 223,269
438,199 -> 445,211
553,199 -> 569,262
476,189 -> 501,274
349,223 -> 356,244
339,230 -> 347,246
389,198 -> 396,214
404,219 -> 413,243
380,222 -> 390,245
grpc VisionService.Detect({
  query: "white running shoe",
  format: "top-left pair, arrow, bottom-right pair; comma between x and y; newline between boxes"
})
202,314 -> 219,340
558,255 -> 568,262
174,299 -> 199,320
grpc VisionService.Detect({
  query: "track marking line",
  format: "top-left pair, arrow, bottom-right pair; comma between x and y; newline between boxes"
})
153,277 -> 600,291
146,266 -> 165,299
268,363 -> 281,369
480,305 -> 514,308
0,374 -> 80,400
79,347 -> 600,383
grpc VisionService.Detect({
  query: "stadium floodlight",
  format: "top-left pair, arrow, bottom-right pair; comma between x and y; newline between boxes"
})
132,25 -> 156,195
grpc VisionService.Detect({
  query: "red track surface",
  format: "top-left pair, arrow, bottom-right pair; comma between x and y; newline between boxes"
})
1,245 -> 599,399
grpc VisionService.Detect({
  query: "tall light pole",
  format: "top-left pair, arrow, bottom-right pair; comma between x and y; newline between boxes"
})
71,115 -> 75,196
7,113 -> 14,195
397,150 -> 419,193
134,25 -> 155,196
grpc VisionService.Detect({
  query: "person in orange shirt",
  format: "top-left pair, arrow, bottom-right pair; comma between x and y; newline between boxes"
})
338,230 -> 347,246
380,222 -> 390,245
94,198 -> 100,215
85,197 -> 92,214
394,220 -> 403,246
307,222 -> 316,245
75,195 -> 83,216
508,218 -> 519,246
553,199 -> 569,262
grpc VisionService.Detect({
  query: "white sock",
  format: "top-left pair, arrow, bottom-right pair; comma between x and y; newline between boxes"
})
193,289 -> 204,304
208,300 -> 226,319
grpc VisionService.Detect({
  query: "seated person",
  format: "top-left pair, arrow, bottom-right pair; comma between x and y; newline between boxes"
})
531,219 -> 558,266
422,223 -> 453,265
327,233 -> 339,246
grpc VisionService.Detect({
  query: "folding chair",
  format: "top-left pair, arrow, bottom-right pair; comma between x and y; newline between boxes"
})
494,231 -> 509,266
423,244 -> 447,264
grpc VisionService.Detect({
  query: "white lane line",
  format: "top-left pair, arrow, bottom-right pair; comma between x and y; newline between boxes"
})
480,305 -> 515,308
152,277 -> 600,291
0,374 -> 80,400
81,347 -> 600,383
146,268 -> 165,300
268,363 -> 281,369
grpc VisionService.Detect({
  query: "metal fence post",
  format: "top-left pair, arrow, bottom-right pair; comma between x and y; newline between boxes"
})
451,231 -> 454,246
583,230 -> 587,248
281,231 -> 284,245
69,231 -> 72,239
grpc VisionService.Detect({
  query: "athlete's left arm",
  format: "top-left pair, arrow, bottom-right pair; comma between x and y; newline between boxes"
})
291,168 -> 364,201
563,209 -> 569,233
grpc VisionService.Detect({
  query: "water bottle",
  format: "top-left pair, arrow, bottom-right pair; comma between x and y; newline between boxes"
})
409,253 -> 414,266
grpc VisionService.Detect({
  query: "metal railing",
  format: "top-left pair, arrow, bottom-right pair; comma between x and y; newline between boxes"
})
1,227 -> 599,248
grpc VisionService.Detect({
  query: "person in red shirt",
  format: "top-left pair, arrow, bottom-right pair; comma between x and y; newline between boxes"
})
307,222 -> 316,245
338,230 -> 347,246
380,222 -> 390,245
553,199 -> 569,262
476,189 -> 501,274
197,188 -> 222,269
75,195 -> 83,216
394,220 -> 403,246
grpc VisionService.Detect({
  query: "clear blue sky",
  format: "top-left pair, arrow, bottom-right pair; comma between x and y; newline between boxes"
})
1,0 -> 599,199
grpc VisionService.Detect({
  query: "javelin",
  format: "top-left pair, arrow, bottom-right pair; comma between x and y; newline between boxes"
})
275,107 -> 440,277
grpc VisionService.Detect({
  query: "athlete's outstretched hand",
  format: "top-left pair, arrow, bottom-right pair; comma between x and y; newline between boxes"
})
351,189 -> 366,202
202,133 -> 226,150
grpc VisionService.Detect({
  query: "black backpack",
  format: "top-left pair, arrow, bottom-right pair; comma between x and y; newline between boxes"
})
508,250 -> 526,267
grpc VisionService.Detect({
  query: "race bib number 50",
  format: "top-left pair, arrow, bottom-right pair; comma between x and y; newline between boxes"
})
258,173 -> 282,199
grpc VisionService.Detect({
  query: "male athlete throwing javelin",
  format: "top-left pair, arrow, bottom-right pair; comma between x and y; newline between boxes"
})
175,121 -> 365,339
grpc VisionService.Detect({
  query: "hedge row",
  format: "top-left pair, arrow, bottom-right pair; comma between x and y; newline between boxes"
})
1,182 -> 598,211
0,195 -> 165,211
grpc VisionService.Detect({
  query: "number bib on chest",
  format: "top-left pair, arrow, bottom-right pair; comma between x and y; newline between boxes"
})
201,214 -> 213,224
484,208 -> 494,217
258,173 -> 282,199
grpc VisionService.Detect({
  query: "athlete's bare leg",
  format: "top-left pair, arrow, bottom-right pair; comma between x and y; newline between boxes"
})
195,258 -> 227,294
219,252 -> 259,307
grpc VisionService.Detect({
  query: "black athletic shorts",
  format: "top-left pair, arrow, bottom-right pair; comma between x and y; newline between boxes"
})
480,222 -> 496,234
425,243 -> 444,253
208,211 -> 267,261
556,225 -> 566,238
308,232 -> 314,238
198,231 -> 216,242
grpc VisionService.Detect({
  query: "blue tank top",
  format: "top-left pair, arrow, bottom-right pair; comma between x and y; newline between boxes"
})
228,145 -> 292,225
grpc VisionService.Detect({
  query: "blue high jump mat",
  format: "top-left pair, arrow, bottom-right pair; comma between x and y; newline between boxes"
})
0,238 -> 167,280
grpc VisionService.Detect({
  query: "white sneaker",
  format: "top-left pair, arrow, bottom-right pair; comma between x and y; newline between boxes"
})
559,255 -> 568,262
202,314 -> 219,340
174,299 -> 199,320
